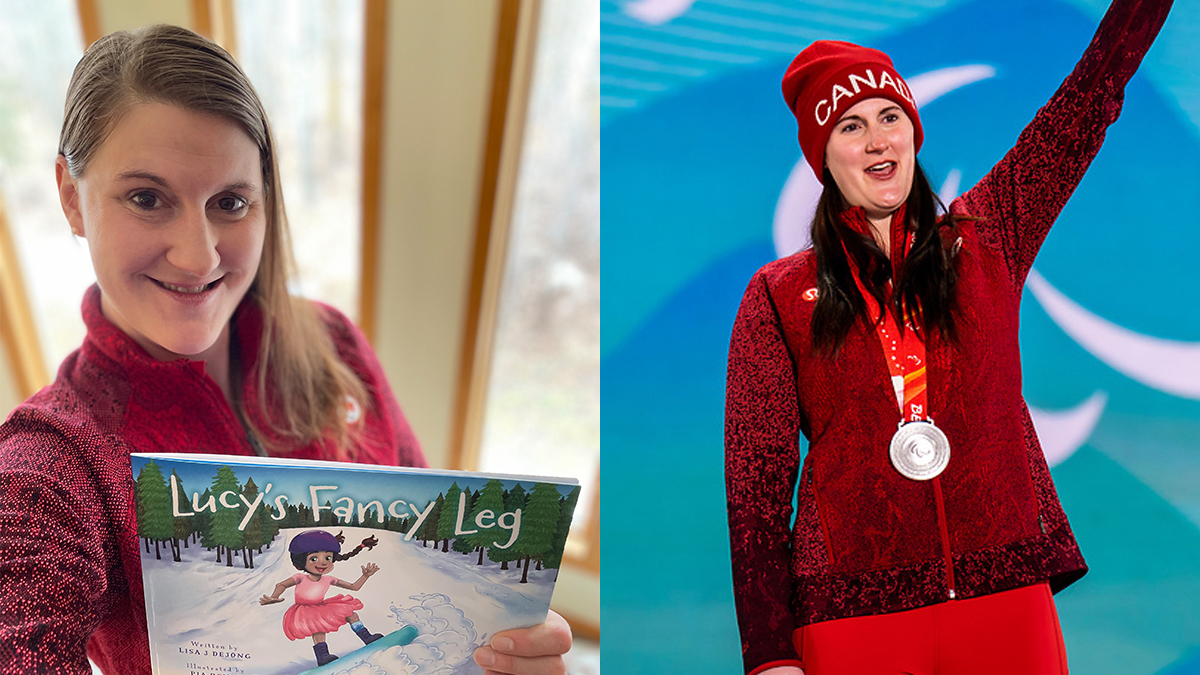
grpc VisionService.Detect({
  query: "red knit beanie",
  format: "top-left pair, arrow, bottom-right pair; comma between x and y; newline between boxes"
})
782,41 -> 923,183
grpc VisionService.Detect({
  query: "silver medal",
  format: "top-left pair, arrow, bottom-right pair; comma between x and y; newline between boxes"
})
889,420 -> 951,481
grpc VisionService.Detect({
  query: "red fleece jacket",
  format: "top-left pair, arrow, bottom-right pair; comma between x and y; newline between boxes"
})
725,0 -> 1173,672
0,286 -> 424,674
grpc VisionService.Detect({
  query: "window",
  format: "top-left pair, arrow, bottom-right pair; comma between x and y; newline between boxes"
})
234,0 -> 365,317
475,0 -> 600,551
0,0 -> 89,376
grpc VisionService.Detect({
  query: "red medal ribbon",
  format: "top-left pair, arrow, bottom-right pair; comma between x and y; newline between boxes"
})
838,209 -> 928,423
854,278 -> 927,422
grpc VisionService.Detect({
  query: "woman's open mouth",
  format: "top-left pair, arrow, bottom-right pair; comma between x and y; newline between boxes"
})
866,161 -> 897,179
151,277 -> 222,295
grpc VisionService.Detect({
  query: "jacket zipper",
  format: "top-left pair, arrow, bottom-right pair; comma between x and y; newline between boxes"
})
932,477 -> 956,599
185,360 -> 259,457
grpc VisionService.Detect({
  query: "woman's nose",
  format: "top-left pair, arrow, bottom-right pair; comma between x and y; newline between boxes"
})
865,126 -> 889,152
165,207 -> 220,278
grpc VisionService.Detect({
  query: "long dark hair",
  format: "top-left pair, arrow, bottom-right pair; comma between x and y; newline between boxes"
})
810,162 -> 964,354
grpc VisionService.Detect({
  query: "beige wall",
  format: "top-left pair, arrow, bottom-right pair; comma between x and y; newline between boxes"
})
371,2 -> 498,472
92,0 -> 193,34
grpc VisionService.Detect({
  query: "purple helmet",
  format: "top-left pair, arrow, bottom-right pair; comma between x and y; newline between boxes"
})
288,530 -> 341,554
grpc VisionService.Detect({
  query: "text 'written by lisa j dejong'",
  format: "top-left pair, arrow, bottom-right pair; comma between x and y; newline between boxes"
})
168,475 -> 523,549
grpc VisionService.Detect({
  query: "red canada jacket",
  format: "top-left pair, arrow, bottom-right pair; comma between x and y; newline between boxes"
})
724,0 -> 1172,672
0,285 -> 425,674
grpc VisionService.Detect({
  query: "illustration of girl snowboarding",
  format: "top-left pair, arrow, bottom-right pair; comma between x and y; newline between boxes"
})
260,530 -> 385,667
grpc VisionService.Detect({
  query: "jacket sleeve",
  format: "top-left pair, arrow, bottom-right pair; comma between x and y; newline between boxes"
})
725,271 -> 804,674
953,0 -> 1172,288
0,422 -> 113,674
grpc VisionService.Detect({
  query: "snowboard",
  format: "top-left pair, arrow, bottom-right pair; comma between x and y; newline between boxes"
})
296,625 -> 420,675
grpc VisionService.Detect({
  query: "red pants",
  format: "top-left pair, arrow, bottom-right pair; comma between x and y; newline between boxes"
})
794,584 -> 1069,675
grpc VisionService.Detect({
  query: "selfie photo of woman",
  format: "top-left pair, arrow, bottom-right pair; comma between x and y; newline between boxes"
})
0,2 -> 597,673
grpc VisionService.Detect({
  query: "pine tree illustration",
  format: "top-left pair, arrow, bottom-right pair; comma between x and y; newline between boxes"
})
196,488 -> 217,559
135,464 -> 149,554
135,461 -> 173,561
542,485 -> 580,578
468,480 -> 506,565
170,470 -> 190,561
452,534 -> 474,555
488,483 -> 526,570
436,483 -> 464,552
417,494 -> 444,548
256,502 -> 279,551
209,466 -> 243,567
241,477 -> 262,569
515,483 -> 561,583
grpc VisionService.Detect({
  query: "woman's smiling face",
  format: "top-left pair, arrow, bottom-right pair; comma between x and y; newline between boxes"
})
57,102 -> 266,362
823,96 -> 915,223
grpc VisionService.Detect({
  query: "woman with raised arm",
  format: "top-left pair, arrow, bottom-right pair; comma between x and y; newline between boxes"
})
0,25 -> 569,675
725,1 -> 1172,673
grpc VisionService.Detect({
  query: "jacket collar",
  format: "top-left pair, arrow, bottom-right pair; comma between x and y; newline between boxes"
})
838,203 -> 909,276
80,283 -> 264,380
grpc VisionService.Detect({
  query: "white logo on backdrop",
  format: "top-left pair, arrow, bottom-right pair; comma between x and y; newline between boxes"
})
622,0 -> 698,25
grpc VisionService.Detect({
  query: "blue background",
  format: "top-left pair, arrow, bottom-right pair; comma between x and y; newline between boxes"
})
601,0 -> 1200,672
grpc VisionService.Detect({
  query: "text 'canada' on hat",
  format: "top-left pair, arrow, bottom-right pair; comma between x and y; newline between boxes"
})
781,40 -> 924,183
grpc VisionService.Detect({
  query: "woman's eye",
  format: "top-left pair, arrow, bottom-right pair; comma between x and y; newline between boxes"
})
839,122 -> 858,133
130,192 -> 159,210
215,195 -> 248,213
882,113 -> 899,123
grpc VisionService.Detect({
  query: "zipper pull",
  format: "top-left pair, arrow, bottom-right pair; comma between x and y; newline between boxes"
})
246,429 -> 267,457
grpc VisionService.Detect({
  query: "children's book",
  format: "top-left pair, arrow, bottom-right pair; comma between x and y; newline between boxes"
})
131,453 -> 579,675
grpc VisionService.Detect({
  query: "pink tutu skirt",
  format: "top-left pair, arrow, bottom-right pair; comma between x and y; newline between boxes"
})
282,595 -> 365,640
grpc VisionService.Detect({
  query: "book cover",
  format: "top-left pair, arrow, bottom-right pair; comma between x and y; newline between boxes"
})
131,453 -> 579,675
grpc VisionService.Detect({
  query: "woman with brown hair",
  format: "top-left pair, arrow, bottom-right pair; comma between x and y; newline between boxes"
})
0,24 -> 569,675
725,0 -> 1171,673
